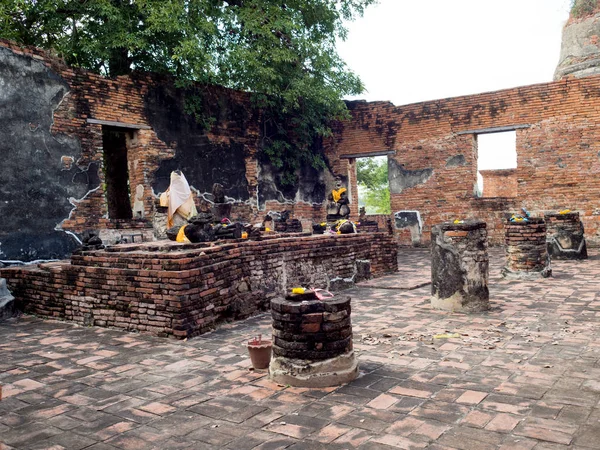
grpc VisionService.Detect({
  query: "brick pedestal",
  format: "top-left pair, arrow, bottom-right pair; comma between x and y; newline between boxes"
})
430,221 -> 489,313
269,294 -> 358,387
357,222 -> 379,233
545,212 -> 588,260
503,218 -> 552,279
274,219 -> 303,233
1,233 -> 397,339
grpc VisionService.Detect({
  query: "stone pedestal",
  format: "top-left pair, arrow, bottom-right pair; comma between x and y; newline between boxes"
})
431,221 -> 489,313
503,218 -> 552,279
545,212 -> 588,260
0,278 -> 16,320
269,294 -> 358,387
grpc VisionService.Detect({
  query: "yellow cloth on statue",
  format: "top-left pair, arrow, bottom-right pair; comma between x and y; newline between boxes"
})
335,219 -> 347,231
176,225 -> 189,243
334,219 -> 356,234
331,187 -> 347,203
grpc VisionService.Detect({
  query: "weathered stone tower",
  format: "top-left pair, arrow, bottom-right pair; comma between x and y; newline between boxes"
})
555,0 -> 600,80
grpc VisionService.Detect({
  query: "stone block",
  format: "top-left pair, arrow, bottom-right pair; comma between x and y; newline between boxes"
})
431,220 -> 489,313
0,278 -> 17,320
546,212 -> 588,260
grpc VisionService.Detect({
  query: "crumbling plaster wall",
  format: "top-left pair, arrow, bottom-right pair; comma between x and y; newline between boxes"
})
0,41 -> 345,261
0,46 -> 97,261
327,77 -> 600,245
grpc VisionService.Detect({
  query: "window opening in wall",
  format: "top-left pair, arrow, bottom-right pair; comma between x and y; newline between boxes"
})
476,130 -> 517,198
102,126 -> 133,220
356,155 -> 391,214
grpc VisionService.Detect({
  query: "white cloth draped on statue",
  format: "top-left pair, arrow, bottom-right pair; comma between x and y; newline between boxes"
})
160,171 -> 198,228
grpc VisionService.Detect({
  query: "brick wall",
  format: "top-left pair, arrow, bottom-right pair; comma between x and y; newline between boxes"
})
0,233 -> 397,338
0,40 -> 266,245
0,40 -> 358,257
326,77 -> 600,245
6,39 -> 600,250
479,169 -> 518,198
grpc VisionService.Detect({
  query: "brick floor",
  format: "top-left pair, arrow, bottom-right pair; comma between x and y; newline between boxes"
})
1,248 -> 600,449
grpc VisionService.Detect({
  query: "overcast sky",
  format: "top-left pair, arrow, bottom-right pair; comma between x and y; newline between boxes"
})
338,0 -> 572,106
337,0 -> 573,181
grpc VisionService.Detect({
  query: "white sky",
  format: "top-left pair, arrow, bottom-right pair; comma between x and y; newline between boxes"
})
338,0 -> 572,106
338,0 -> 572,191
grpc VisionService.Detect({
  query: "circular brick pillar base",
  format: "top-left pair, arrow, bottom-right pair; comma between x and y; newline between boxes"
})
269,351 -> 358,388
503,218 -> 552,279
269,294 -> 358,388
430,221 -> 489,313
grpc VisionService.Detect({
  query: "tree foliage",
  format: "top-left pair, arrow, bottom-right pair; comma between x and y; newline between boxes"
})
571,0 -> 598,18
356,157 -> 390,214
1,0 -> 376,186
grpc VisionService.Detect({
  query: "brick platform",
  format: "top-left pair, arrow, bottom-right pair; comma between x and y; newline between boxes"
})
1,249 -> 600,449
0,233 -> 397,339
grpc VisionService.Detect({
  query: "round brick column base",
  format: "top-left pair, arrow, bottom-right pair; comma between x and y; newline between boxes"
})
269,351 -> 358,388
501,265 -> 552,280
503,218 -> 552,279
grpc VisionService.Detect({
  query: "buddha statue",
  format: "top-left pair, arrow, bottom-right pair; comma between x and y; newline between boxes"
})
326,178 -> 350,221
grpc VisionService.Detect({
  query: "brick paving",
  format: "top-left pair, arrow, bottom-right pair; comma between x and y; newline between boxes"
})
1,248 -> 600,449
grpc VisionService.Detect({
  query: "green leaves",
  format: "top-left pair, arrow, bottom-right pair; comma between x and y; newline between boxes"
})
357,157 -> 391,214
2,0 -> 377,184
357,157 -> 388,190
571,0 -> 597,18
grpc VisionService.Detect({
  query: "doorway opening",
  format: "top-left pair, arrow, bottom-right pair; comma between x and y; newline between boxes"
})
356,155 -> 391,214
102,126 -> 133,220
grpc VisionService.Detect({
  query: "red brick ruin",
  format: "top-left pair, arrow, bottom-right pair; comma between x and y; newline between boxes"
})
331,79 -> 600,246
3,37 -> 600,250
1,11 -> 600,336
3,35 -> 600,246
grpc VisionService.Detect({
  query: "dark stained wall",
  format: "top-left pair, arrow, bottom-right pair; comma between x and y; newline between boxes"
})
0,47 -> 99,261
0,40 -> 343,261
257,160 -> 328,209
145,84 -> 251,200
